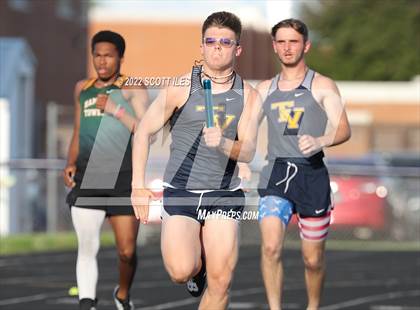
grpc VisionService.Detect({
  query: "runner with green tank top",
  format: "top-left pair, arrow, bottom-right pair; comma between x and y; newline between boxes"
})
63,31 -> 149,310
68,75 -> 137,208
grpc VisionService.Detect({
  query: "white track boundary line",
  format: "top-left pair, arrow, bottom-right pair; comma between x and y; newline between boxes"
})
0,292 -> 64,306
320,290 -> 420,310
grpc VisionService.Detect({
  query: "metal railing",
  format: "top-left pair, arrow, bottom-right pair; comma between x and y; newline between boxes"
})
1,158 -> 419,244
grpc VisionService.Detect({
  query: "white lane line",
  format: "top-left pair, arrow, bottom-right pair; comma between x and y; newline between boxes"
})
138,287 -> 267,310
371,306 -> 420,310
230,287 -> 265,296
0,292 -> 64,306
0,254 -> 162,268
139,297 -> 199,310
229,302 -> 265,309
136,286 -> 300,310
320,290 -> 420,310
229,302 -> 300,309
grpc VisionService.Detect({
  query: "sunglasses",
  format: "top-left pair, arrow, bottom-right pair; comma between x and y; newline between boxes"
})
203,37 -> 239,48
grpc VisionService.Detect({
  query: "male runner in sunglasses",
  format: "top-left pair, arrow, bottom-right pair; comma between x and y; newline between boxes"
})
131,11 -> 261,309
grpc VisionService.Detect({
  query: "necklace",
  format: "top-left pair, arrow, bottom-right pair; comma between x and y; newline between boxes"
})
201,70 -> 235,84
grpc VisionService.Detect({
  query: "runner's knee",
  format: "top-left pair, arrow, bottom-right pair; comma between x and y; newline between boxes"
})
206,271 -> 232,296
261,241 -> 282,261
77,235 -> 100,258
302,252 -> 324,271
166,263 -> 196,284
117,247 -> 137,263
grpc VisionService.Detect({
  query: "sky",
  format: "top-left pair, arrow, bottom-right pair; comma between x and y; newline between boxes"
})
90,0 -> 296,31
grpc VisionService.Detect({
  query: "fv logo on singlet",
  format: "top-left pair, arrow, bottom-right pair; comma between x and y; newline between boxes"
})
271,101 -> 304,130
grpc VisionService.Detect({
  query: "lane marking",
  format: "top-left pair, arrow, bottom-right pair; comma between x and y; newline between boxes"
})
320,290 -> 420,310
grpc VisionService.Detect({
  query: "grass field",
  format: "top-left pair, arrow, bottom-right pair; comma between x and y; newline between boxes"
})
0,231 -> 116,255
1,231 -> 419,256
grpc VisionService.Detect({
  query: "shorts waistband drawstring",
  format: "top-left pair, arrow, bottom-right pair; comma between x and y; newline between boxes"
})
196,192 -> 205,212
275,162 -> 298,193
162,182 -> 242,212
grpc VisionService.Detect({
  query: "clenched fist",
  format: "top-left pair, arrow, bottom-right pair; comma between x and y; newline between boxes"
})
203,126 -> 222,148
63,164 -> 76,188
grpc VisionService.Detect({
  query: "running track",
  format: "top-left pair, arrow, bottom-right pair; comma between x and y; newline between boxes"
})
1,243 -> 419,309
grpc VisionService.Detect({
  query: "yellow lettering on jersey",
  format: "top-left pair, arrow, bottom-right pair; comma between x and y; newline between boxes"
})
287,107 -> 304,129
271,101 -> 304,129
214,114 -> 235,130
271,101 -> 294,122
195,105 -> 225,112
196,105 -> 234,129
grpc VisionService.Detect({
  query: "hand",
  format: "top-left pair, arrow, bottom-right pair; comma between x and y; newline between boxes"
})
238,163 -> 252,182
238,163 -> 252,192
96,93 -> 108,111
298,135 -> 323,155
63,164 -> 76,188
97,94 -> 119,115
203,126 -> 222,148
131,188 -> 155,223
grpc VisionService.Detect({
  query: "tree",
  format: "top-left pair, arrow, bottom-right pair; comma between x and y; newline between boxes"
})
300,0 -> 420,80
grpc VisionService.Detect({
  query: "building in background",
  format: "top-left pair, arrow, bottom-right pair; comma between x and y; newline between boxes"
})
0,0 -> 88,157
88,20 -> 276,80
0,38 -> 36,235
333,78 -> 420,156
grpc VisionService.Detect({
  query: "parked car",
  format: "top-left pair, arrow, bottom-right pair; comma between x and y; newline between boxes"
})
143,153 -> 420,241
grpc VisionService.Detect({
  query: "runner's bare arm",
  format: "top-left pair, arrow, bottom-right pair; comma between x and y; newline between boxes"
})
131,81 -> 189,222
299,75 -> 351,155
63,80 -> 84,187
132,82 -> 189,189
255,79 -> 271,112
97,84 -> 149,133
120,85 -> 149,132
234,80 -> 271,177
314,75 -> 351,148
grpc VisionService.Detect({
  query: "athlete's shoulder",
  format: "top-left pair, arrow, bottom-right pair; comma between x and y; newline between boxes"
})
78,78 -> 96,91
243,81 -> 262,107
114,75 -> 130,89
166,72 -> 191,92
312,72 -> 339,92
242,80 -> 254,91
254,78 -> 273,102
74,79 -> 91,98
255,79 -> 272,92
164,72 -> 191,107
243,81 -> 259,96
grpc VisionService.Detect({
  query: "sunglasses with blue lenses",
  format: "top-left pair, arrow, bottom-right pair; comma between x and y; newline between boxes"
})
203,37 -> 239,47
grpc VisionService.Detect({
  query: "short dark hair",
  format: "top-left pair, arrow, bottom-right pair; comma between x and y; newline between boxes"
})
91,30 -> 125,57
202,11 -> 242,43
271,19 -> 309,42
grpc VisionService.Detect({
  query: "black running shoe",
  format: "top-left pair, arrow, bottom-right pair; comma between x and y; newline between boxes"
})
79,298 -> 97,310
113,286 -> 134,310
186,258 -> 206,297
